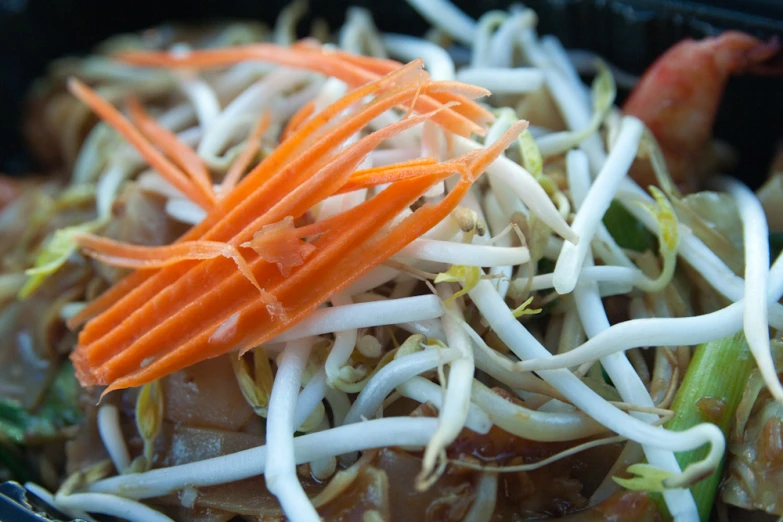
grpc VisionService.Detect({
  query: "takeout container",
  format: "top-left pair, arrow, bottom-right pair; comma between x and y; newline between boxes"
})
0,0 -> 781,520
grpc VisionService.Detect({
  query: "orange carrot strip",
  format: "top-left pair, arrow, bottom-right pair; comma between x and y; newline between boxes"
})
86,170 -> 447,389
220,111 -> 272,195
281,100 -> 316,143
75,101 -> 456,371
67,79 -> 213,210
74,146 -> 479,387
338,161 -> 462,194
240,216 -> 316,276
74,233 -> 266,298
323,49 -> 495,125
126,97 -> 216,206
69,62 -> 428,332
87,125 -> 520,390
118,44 -> 486,137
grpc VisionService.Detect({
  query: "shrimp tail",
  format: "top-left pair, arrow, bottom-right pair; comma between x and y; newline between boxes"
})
624,31 -> 782,190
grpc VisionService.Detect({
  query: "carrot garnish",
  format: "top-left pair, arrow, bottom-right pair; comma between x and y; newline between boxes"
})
67,60 -> 428,330
241,216 -> 316,276
84,123 -> 525,392
281,100 -> 316,142
71,83 -> 448,368
220,111 -> 272,195
67,79 -> 215,210
73,232 -> 264,295
68,49 -> 523,392
117,43 -> 491,137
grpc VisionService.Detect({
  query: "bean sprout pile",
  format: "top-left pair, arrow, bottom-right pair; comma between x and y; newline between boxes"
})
7,1 -> 782,522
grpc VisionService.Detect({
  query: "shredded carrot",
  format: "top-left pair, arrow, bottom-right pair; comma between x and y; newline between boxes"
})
73,232 -> 268,296
68,49 -> 523,392
68,61 -> 428,331
67,79 -> 214,210
89,124 -> 524,391
241,216 -> 316,276
220,111 -> 272,195
73,80 -> 449,371
126,97 -> 216,206
338,161 -> 466,194
118,44 -> 490,137
321,49 -> 495,125
281,100 -> 315,142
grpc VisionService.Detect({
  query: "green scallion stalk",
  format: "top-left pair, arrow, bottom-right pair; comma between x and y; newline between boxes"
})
666,333 -> 754,521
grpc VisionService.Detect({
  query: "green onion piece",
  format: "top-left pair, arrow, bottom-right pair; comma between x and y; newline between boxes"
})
666,333 -> 755,521
603,200 -> 654,253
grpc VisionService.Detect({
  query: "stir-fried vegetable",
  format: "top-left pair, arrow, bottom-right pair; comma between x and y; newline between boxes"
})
2,1 -> 783,522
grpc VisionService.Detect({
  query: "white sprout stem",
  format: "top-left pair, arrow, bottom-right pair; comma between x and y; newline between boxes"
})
369,148 -> 420,166
463,473 -> 498,522
404,0 -> 477,45
618,179 -> 783,329
72,123 -> 113,185
54,493 -> 173,522
344,265 -> 399,295
351,292 -> 448,341
294,365 -> 328,431
471,380 -> 606,441
523,244 -> 783,372
271,295 -> 443,343
715,176 -> 783,401
553,116 -> 643,294
96,162 -> 131,220
97,404 -> 131,473
488,9 -> 537,68
265,339 -> 319,522
324,293 -> 360,387
179,75 -> 221,127
382,34 -> 455,81
484,191 -> 513,298
274,0 -> 307,45
325,388 -> 351,427
396,377 -> 491,434
343,347 -> 462,425
568,150 -> 697,521
198,69 -> 312,168
468,278 -> 725,488
395,238 -> 530,266
471,10 -> 508,67
513,265 -> 660,293
214,62 -> 275,98
418,285 -> 477,478
25,483 -> 96,522
451,135 -> 578,244
519,28 -> 607,173
89,417 -> 438,499
165,198 -> 206,225
272,76 -> 328,121
339,7 -> 386,57
454,67 -> 544,94
565,49 -> 639,89
539,36 -> 590,106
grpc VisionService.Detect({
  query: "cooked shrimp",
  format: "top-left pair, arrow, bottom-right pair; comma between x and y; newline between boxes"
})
623,31 -> 780,189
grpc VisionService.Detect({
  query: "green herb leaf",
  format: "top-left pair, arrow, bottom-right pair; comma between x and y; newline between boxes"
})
603,200 -> 654,253
0,362 -> 83,445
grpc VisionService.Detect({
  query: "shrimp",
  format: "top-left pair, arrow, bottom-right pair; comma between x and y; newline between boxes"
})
624,31 -> 780,189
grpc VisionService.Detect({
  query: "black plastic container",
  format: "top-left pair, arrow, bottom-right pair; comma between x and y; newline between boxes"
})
0,0 -> 782,184
0,1 -> 782,520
